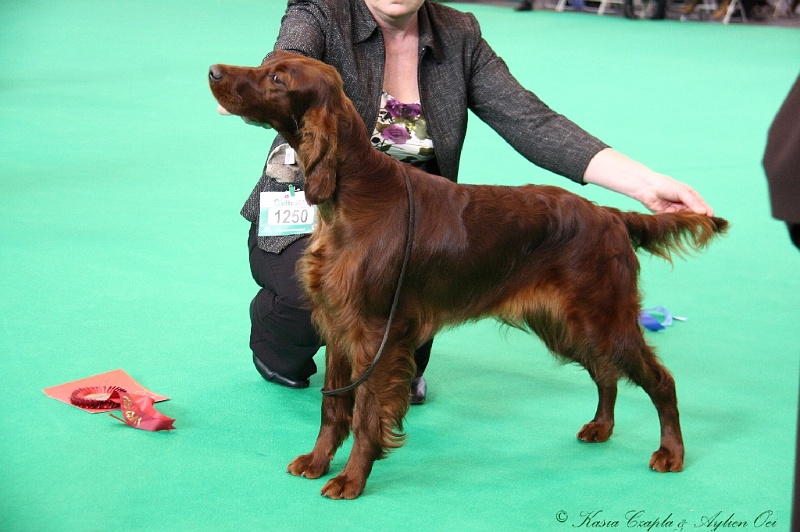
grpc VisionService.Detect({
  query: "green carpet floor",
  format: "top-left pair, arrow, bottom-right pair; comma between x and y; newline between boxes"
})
1,1 -> 798,530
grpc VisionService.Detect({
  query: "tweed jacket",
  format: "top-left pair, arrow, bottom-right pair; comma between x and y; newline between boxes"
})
243,0 -> 609,252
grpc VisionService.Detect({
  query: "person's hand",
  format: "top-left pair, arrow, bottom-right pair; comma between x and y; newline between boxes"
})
216,104 -> 273,129
634,172 -> 714,216
584,148 -> 715,216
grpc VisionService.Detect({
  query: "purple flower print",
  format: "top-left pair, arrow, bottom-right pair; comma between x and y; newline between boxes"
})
385,99 -> 422,120
381,124 -> 411,144
403,103 -> 422,119
385,99 -> 403,118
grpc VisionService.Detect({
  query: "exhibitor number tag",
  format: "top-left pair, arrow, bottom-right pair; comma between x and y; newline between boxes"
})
258,188 -> 317,236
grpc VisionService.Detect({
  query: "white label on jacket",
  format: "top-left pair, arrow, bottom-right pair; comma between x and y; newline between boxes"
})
258,189 -> 317,236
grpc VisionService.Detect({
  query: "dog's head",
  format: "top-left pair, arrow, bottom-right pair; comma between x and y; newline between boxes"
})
209,50 -> 345,204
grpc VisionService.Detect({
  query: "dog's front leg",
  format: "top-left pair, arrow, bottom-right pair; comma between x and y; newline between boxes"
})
320,341 -> 413,500
287,344 -> 354,480
319,384 -> 383,499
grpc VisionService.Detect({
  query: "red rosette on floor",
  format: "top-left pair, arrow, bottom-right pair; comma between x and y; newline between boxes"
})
69,386 -> 127,410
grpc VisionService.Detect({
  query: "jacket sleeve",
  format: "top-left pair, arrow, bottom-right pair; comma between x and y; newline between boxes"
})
463,13 -> 608,184
244,2 -> 327,234
258,1 -> 332,174
266,0 -> 328,62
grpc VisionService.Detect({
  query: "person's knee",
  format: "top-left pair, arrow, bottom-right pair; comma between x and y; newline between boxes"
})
251,289 -> 320,347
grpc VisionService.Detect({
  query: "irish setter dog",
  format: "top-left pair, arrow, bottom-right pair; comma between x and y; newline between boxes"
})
209,51 -> 727,499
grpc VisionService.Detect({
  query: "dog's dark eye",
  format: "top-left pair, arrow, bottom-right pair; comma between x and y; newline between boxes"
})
272,74 -> 284,86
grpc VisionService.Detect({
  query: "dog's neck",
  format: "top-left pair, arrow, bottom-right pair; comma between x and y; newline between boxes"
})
277,94 -> 408,216
296,100 -> 383,177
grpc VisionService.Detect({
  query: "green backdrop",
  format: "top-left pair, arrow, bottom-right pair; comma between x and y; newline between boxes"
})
1,1 -> 798,530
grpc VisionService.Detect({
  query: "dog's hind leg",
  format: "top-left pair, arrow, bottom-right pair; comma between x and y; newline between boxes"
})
518,297 -> 619,444
614,331 -> 684,472
287,343 -> 355,480
577,366 -> 618,443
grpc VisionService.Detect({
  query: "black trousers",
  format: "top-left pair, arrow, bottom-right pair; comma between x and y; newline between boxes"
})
247,224 -> 431,381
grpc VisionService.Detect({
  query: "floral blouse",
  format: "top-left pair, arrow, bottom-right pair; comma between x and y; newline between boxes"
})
371,91 -> 435,164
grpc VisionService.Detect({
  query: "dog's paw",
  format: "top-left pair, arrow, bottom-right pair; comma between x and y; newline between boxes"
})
287,452 -> 331,479
577,421 -> 614,443
320,473 -> 366,500
649,446 -> 684,472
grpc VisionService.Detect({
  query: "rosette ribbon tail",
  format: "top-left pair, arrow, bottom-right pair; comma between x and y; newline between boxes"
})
109,391 -> 175,431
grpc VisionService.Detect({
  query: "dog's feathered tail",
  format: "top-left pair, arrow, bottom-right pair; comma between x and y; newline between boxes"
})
614,210 -> 729,262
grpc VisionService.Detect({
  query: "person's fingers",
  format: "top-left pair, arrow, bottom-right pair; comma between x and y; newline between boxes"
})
679,186 -> 714,216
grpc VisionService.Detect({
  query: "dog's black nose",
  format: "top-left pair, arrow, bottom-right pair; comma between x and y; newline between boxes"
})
208,65 -> 224,82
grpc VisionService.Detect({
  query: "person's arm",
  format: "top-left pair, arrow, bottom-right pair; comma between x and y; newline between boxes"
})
584,148 -> 714,215
218,0 -> 329,125
463,14 -> 714,216
463,13 -> 606,183
271,0 -> 327,60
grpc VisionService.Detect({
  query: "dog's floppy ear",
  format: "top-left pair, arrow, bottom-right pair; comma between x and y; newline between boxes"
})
299,107 -> 338,205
